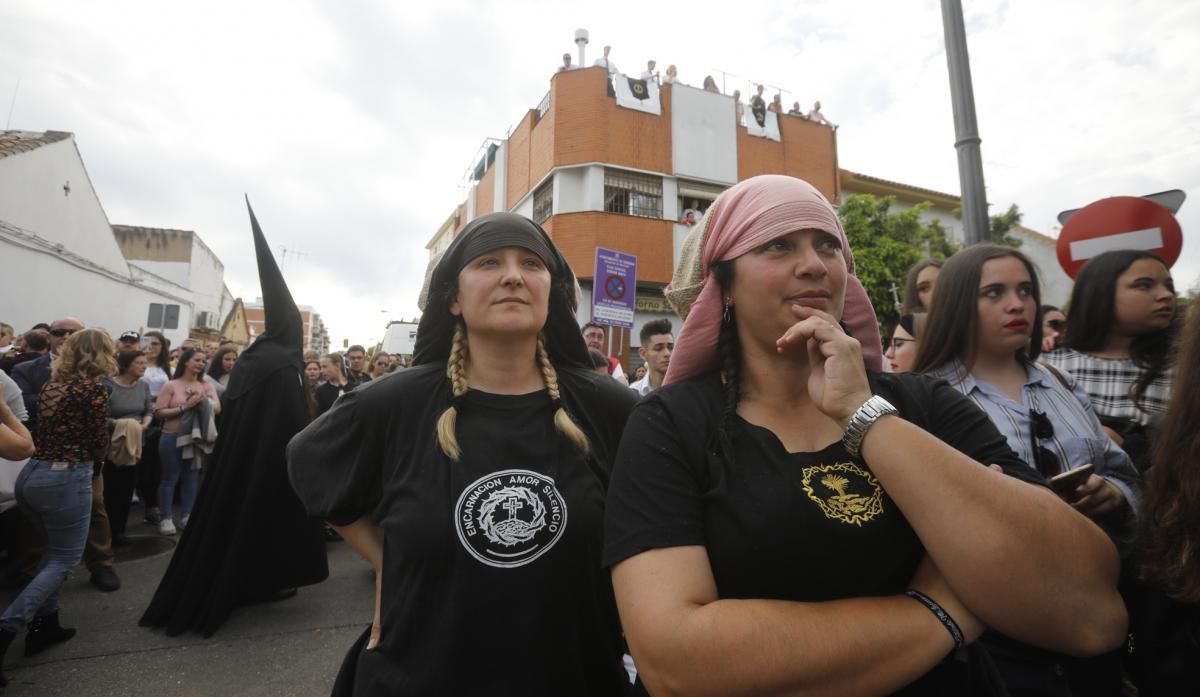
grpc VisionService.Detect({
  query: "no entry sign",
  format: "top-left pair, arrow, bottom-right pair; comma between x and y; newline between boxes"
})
592,247 -> 637,328
1057,196 -> 1183,278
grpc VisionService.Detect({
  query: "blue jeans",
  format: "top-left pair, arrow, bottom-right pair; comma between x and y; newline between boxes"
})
158,432 -> 198,521
0,461 -> 93,633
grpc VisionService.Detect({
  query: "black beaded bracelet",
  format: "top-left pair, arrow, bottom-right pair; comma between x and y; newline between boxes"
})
905,589 -> 964,649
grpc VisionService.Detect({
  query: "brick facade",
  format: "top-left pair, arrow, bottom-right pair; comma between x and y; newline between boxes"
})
542,211 -> 675,285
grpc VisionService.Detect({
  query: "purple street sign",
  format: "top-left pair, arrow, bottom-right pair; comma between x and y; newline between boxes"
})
591,247 -> 637,328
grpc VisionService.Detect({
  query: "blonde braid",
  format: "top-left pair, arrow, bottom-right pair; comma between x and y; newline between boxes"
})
436,323 -> 470,460
536,333 -> 590,455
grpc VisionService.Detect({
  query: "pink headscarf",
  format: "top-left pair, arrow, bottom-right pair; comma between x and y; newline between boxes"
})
663,174 -> 882,384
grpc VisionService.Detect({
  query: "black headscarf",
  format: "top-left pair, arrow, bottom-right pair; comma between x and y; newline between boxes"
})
413,212 -> 589,370
223,198 -> 305,400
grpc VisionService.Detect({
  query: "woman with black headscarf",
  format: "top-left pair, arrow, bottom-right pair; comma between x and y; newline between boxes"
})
288,212 -> 638,696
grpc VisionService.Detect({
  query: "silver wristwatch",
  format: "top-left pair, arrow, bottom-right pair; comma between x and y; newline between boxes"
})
842,395 -> 898,458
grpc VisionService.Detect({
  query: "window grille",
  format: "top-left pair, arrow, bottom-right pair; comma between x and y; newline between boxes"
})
533,179 -> 553,224
604,168 -> 663,219
146,303 -> 180,329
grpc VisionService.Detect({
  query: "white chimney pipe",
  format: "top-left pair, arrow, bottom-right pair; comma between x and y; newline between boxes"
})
575,28 -> 589,68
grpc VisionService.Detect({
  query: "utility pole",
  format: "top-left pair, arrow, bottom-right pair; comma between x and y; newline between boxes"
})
941,0 -> 989,245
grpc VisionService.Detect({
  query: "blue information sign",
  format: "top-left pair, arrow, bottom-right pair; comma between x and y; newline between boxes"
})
591,247 -> 637,328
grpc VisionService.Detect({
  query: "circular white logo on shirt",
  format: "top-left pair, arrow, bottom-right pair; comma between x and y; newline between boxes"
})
455,469 -> 568,568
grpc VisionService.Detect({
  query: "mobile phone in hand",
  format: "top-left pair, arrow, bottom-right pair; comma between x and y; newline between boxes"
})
1050,463 -> 1095,500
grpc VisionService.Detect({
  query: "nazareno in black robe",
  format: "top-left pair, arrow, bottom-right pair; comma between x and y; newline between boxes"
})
140,199 -> 328,637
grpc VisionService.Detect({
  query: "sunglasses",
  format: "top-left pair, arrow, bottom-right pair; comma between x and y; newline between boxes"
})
1029,410 -> 1061,476
888,337 -> 915,351
49,328 -> 78,337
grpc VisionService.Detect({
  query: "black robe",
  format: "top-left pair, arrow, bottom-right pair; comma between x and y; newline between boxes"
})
140,199 -> 328,636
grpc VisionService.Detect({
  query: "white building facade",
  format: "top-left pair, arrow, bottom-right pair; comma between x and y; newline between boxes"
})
0,131 -> 197,344
839,169 -> 1073,306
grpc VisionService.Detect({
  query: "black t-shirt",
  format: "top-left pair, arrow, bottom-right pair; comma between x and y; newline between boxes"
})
603,371 -> 1047,695
314,380 -> 357,417
289,364 -> 638,696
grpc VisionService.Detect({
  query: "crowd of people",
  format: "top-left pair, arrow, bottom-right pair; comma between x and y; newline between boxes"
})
556,43 -> 835,128
1,174 -> 1196,694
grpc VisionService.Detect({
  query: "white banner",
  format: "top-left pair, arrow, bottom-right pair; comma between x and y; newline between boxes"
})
745,109 -> 781,142
614,74 -> 662,116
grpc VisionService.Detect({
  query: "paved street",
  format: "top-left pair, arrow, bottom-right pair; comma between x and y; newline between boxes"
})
0,514 -> 374,697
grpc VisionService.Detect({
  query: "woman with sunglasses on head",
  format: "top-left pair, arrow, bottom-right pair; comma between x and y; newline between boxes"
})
288,213 -> 638,696
1043,250 -> 1177,473
138,331 -> 172,526
605,177 -> 1126,697
914,244 -> 1139,697
0,329 -> 115,685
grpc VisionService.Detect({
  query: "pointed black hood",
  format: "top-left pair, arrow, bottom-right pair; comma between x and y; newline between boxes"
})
224,198 -> 305,400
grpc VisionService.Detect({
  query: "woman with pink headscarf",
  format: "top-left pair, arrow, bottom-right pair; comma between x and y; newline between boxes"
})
602,175 -> 1126,696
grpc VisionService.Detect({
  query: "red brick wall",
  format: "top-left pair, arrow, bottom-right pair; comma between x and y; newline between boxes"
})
506,110 -> 535,210
548,68 -> 672,174
737,114 -> 838,201
542,211 -> 675,285
476,165 -> 495,216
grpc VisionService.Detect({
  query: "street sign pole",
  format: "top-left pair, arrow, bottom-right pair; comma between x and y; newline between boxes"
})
941,0 -> 989,246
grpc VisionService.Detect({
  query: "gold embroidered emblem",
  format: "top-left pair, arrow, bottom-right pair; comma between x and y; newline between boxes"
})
801,462 -> 884,526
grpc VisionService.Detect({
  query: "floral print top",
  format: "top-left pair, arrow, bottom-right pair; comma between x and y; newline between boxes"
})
34,378 -> 111,463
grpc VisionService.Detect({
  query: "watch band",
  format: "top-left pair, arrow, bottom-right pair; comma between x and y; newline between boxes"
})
842,395 -> 898,458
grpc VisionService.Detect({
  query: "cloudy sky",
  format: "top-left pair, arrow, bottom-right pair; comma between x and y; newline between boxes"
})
3,0 -> 1198,347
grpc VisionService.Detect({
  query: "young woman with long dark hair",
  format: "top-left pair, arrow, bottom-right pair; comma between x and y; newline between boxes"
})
902,258 -> 943,314
314,352 -> 355,418
605,177 -> 1126,696
1126,301 -> 1200,694
138,330 -> 172,525
153,348 -> 220,536
289,213 -> 638,695
1043,250 -> 1177,472
913,244 -> 1140,696
206,347 -> 238,399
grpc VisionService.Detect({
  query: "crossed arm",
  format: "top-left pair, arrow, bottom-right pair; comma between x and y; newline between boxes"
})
612,415 -> 1126,697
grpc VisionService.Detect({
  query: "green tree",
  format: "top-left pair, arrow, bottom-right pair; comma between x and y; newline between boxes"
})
838,194 -> 958,333
989,204 -> 1024,248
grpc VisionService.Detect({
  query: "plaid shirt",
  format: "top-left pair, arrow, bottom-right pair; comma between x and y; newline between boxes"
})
1042,348 -> 1171,427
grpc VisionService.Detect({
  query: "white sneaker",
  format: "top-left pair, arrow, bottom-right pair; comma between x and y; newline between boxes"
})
159,519 -> 177,536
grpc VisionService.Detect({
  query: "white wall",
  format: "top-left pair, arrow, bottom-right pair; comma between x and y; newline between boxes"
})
187,237 -> 228,329
381,322 -> 419,356
513,192 -> 534,219
0,233 -> 192,345
1014,229 -> 1073,307
556,169 -> 586,214
671,85 -> 738,185
128,260 -> 190,288
0,137 -> 130,271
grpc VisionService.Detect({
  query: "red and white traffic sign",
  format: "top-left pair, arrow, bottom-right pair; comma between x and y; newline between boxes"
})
1056,196 -> 1183,278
